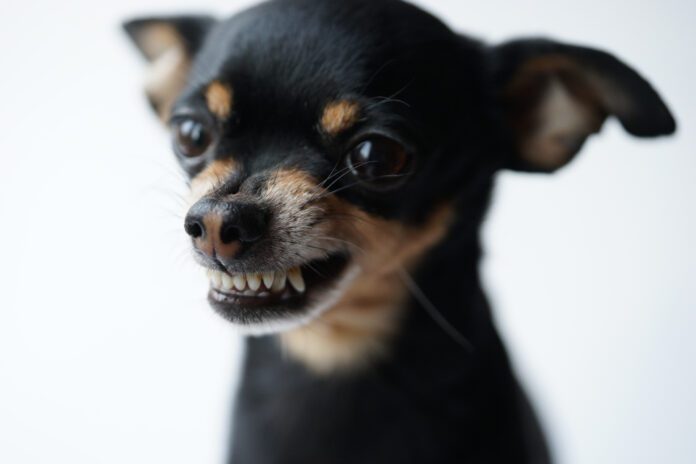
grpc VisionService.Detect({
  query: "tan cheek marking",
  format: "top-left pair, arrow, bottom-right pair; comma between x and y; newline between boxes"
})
188,159 -> 239,207
280,202 -> 454,374
320,100 -> 361,136
205,81 -> 234,120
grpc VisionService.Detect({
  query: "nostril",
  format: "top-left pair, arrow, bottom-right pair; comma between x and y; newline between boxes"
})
184,220 -> 205,239
220,224 -> 241,244
234,206 -> 269,243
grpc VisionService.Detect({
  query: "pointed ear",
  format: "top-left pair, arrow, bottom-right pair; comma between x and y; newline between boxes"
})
122,15 -> 215,119
492,39 -> 676,173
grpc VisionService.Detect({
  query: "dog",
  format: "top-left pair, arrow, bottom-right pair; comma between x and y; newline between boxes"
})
124,1 -> 675,462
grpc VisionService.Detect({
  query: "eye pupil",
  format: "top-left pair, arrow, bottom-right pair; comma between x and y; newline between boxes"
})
348,136 -> 411,188
174,118 -> 213,158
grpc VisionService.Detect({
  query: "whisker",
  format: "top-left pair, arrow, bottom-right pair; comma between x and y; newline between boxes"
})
397,268 -> 474,353
322,160 -> 377,192
319,156 -> 345,187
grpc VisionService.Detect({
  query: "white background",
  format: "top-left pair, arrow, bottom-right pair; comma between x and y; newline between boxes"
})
0,0 -> 694,463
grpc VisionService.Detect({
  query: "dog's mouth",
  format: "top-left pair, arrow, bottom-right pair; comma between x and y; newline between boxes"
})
205,253 -> 352,333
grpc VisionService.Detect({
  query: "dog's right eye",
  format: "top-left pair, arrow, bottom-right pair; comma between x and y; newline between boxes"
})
172,118 -> 214,158
346,135 -> 412,190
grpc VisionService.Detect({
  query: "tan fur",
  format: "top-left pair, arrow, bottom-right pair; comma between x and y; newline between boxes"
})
281,203 -> 454,374
206,81 -> 234,120
263,169 -> 318,200
188,159 -> 239,207
320,100 -> 361,136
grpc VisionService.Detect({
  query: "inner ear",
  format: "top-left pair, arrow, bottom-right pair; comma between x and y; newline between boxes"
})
123,15 -> 215,120
505,55 -> 607,171
495,39 -> 676,173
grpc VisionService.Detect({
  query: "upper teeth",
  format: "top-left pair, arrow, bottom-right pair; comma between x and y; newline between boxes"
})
287,268 -> 306,293
207,268 -> 305,294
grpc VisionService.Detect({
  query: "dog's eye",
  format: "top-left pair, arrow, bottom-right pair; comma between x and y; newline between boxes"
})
173,118 -> 213,158
347,136 -> 412,188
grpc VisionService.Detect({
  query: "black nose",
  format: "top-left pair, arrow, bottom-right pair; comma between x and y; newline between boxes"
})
184,198 -> 269,261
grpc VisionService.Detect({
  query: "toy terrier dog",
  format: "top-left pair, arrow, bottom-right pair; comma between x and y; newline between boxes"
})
124,0 -> 675,462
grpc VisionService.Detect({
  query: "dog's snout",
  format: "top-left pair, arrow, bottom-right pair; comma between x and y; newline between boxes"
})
185,198 -> 269,261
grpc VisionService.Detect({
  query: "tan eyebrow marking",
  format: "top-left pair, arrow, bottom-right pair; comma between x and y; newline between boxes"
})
320,100 -> 361,136
205,81 -> 234,120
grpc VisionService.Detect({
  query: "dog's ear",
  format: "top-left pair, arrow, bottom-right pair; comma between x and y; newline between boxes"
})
123,15 -> 215,119
491,39 -> 676,173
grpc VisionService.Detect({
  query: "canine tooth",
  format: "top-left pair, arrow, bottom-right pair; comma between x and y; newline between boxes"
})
287,268 -> 306,293
247,274 -> 262,291
221,273 -> 233,291
210,271 -> 222,288
232,274 -> 246,291
262,272 -> 275,289
272,271 -> 287,292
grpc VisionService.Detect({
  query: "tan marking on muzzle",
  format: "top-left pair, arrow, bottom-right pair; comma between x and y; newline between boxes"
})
281,201 -> 454,374
205,81 -> 234,120
320,100 -> 361,136
259,168 -> 323,226
188,159 -> 239,207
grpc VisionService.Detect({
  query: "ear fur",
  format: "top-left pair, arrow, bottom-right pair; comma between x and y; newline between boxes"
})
492,39 -> 676,172
122,15 -> 215,119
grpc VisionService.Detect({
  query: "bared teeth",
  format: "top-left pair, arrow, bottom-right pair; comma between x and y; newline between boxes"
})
232,274 -> 246,291
262,272 -> 275,289
221,273 -> 233,291
287,267 -> 305,293
207,267 -> 305,295
272,271 -> 287,292
211,271 -> 223,289
246,274 -> 262,291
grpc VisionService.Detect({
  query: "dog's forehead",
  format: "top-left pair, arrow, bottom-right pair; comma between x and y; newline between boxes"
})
185,0 -> 455,104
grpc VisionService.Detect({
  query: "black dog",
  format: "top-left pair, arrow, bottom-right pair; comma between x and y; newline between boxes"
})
124,1 -> 675,462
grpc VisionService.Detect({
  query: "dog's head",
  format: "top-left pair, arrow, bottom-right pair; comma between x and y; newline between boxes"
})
124,0 -> 674,353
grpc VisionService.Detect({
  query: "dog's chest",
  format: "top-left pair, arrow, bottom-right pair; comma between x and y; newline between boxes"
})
230,337 -> 468,464
228,331 -> 542,464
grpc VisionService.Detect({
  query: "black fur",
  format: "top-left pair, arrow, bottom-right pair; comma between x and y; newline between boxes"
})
124,1 -> 675,462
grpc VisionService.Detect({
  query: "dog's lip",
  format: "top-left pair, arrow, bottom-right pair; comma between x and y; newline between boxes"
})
209,285 -> 299,307
205,253 -> 351,323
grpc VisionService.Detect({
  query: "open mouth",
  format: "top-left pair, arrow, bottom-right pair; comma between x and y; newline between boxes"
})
206,253 -> 351,331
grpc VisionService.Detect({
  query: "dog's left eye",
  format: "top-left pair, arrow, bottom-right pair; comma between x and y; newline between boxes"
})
172,118 -> 214,158
346,135 -> 412,189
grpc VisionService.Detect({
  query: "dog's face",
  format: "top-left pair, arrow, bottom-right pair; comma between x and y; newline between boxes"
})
124,1 -> 674,344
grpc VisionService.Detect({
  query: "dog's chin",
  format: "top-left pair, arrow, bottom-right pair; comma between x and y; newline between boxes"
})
205,253 -> 356,336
